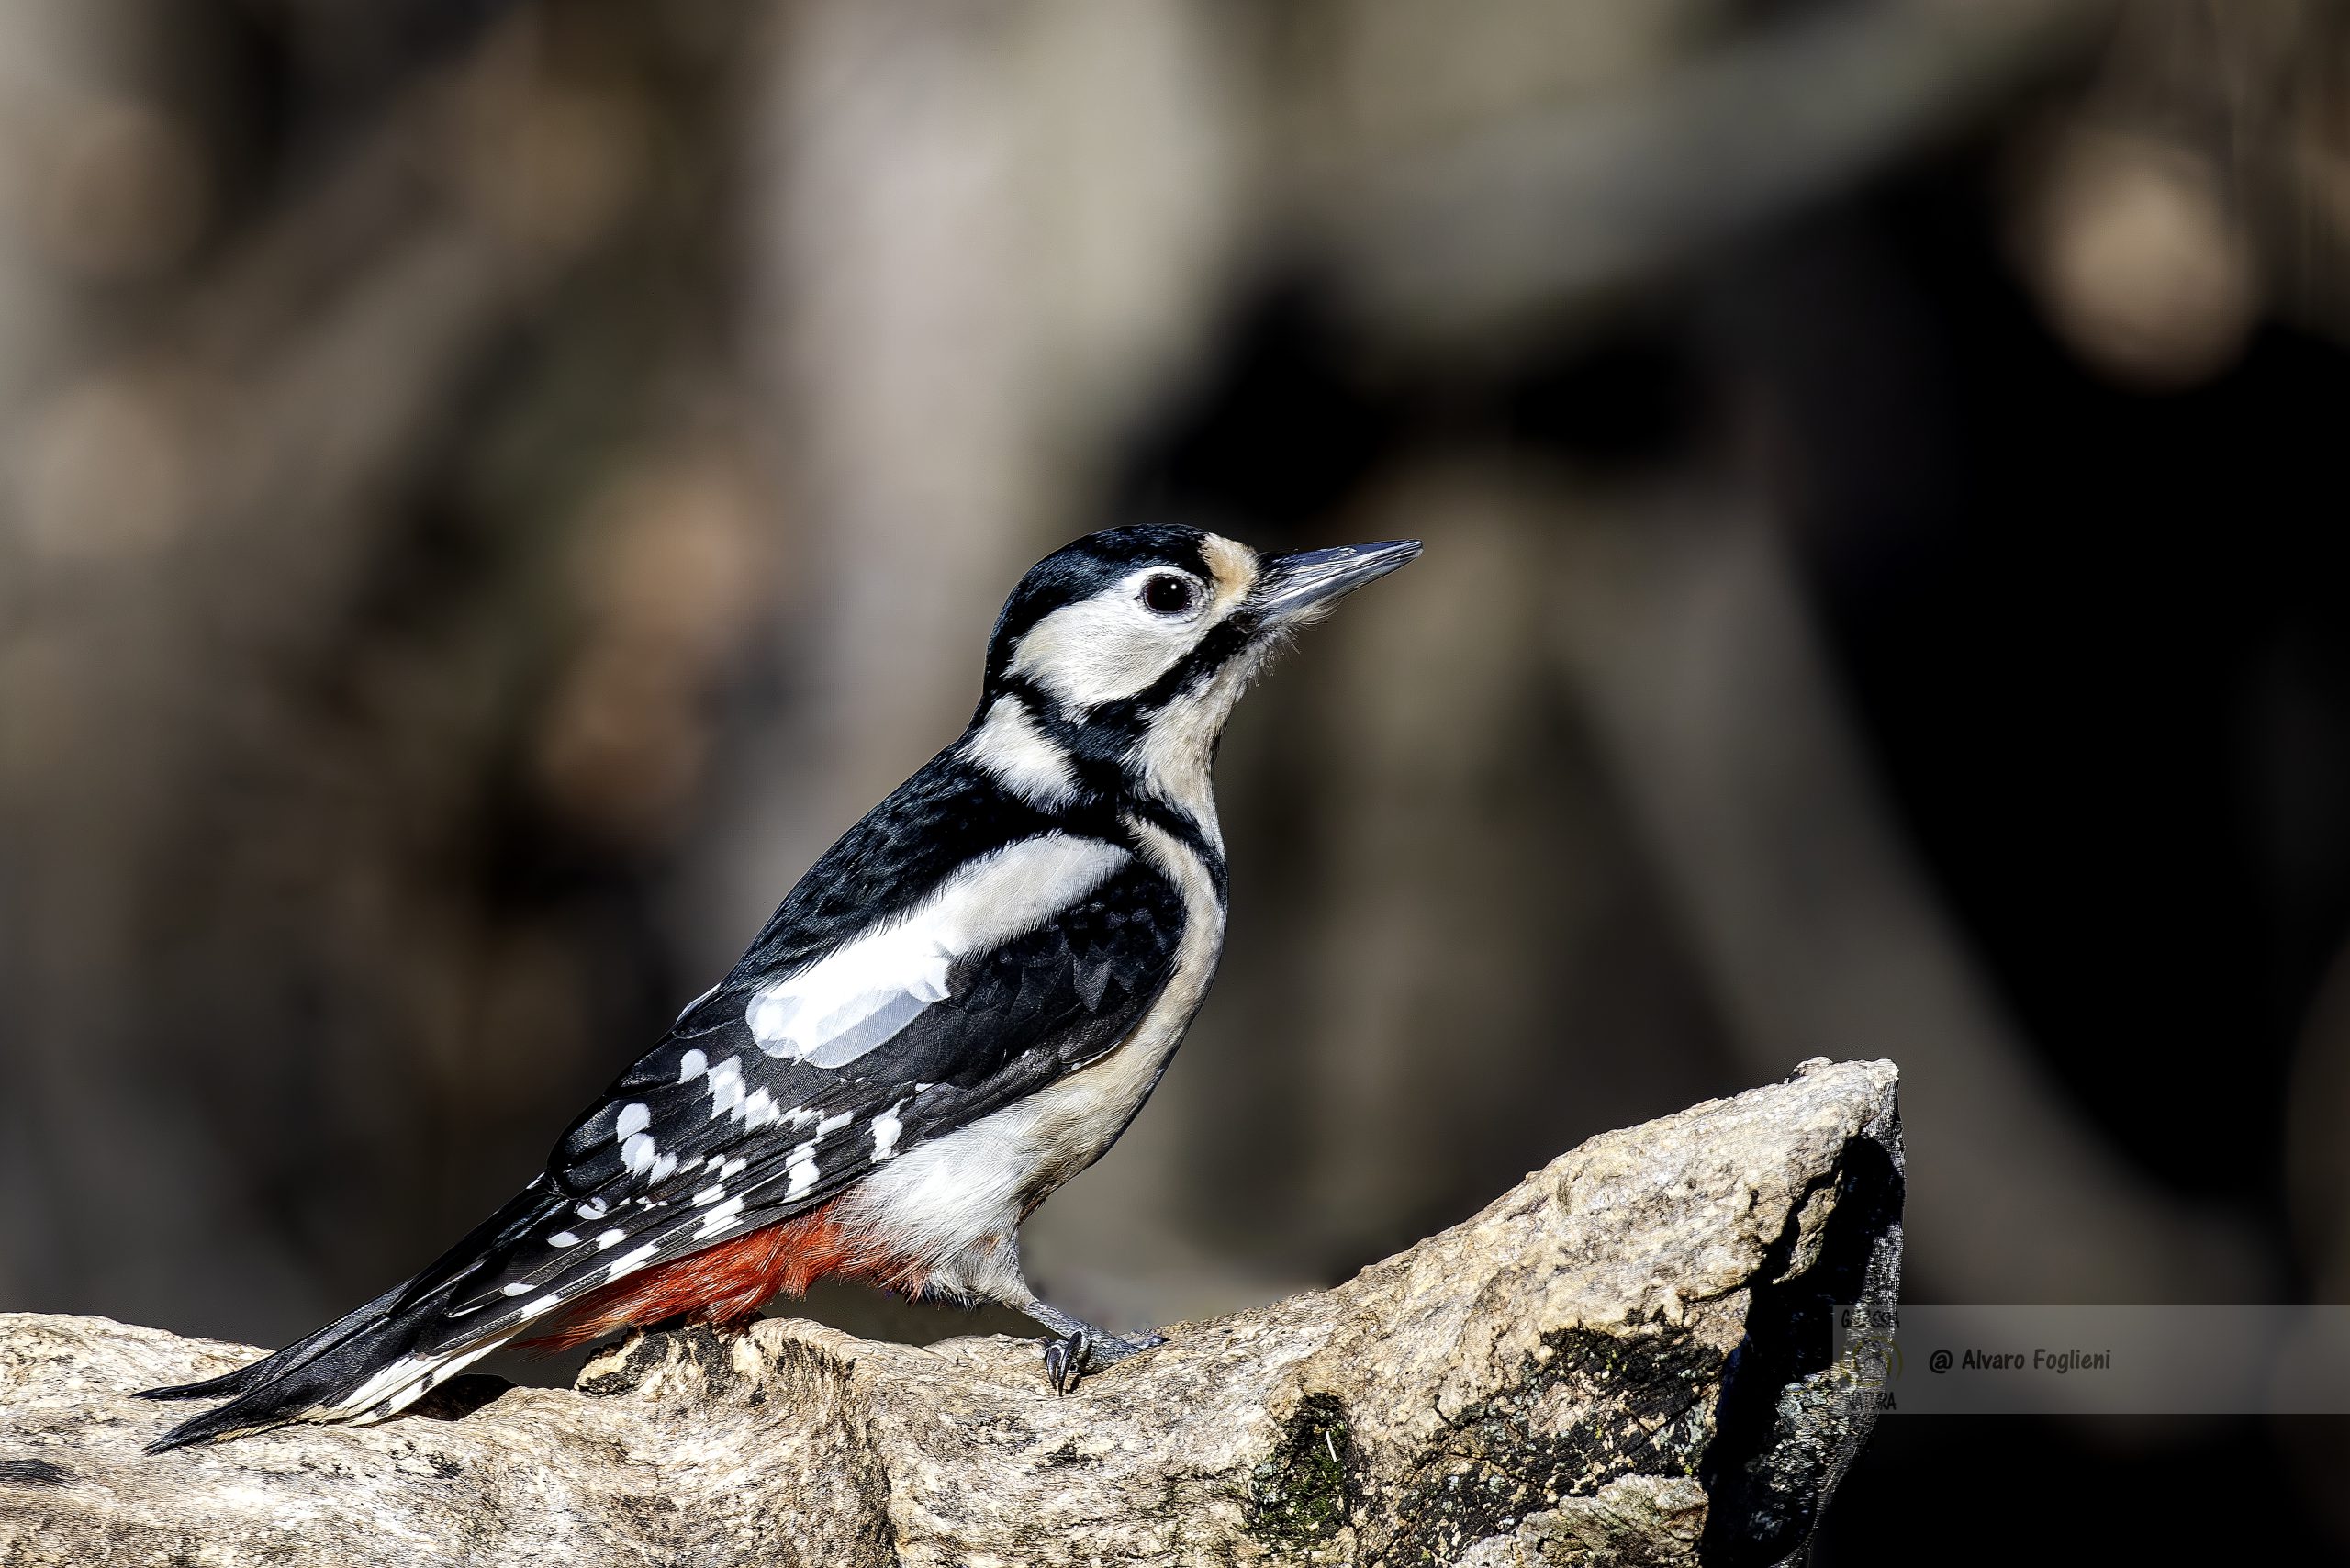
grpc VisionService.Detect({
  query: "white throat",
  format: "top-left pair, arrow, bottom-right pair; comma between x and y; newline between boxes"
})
1123,650 -> 1262,854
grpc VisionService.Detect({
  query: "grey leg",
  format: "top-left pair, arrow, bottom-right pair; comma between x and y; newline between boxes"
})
1012,1295 -> 1167,1394
954,1232 -> 1165,1393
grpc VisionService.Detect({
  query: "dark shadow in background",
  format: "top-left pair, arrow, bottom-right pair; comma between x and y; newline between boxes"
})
1117,143 -> 2350,1563
6,3 -> 2347,1558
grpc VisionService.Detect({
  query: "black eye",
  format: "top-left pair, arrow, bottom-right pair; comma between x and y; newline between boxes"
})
1142,574 -> 1197,615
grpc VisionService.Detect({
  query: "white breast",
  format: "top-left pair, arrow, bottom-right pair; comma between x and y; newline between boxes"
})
832,816 -> 1225,1296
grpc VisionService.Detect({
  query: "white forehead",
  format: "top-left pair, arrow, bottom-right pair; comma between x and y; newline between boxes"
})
1009,538 -> 1258,711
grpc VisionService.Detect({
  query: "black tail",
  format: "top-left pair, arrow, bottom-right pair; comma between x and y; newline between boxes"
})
139,1183 -> 569,1451
140,1283 -> 421,1451
139,1279 -> 410,1407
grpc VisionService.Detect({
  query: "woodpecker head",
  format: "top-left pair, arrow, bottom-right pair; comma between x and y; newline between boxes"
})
966,525 -> 1419,818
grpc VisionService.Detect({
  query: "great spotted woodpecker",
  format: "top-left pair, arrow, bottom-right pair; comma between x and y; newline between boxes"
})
141,524 -> 1418,1450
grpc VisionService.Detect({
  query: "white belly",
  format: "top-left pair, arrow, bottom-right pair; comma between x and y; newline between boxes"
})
830,817 -> 1223,1300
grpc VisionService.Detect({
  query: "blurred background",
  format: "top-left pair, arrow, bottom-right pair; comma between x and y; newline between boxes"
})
3,0 -> 2347,1556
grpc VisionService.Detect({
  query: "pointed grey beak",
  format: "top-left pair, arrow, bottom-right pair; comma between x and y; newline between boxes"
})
1256,540 -> 1422,623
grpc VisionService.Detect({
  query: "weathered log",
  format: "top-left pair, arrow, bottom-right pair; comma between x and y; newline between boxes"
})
0,1059 -> 1899,1566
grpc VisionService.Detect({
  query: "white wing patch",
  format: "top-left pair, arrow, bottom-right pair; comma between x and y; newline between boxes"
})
706,1055 -> 745,1118
695,1194 -> 746,1238
871,1102 -> 905,1160
744,834 -> 1129,1069
834,813 -> 1221,1297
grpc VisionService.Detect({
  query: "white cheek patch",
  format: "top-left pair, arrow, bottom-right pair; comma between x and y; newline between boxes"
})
745,834 -> 1130,1069
1010,588 -> 1198,709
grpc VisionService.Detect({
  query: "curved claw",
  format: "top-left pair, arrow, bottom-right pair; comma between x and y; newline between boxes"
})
1041,1327 -> 1091,1394
1038,1326 -> 1168,1394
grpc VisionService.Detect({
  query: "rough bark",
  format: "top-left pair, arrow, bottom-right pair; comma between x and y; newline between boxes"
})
0,1059 -> 1899,1566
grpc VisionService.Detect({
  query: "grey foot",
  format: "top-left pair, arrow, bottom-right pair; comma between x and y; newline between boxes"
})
1039,1327 -> 1167,1394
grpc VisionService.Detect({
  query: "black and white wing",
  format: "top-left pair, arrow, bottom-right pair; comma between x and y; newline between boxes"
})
413,830 -> 1183,1342
145,819 -> 1186,1447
